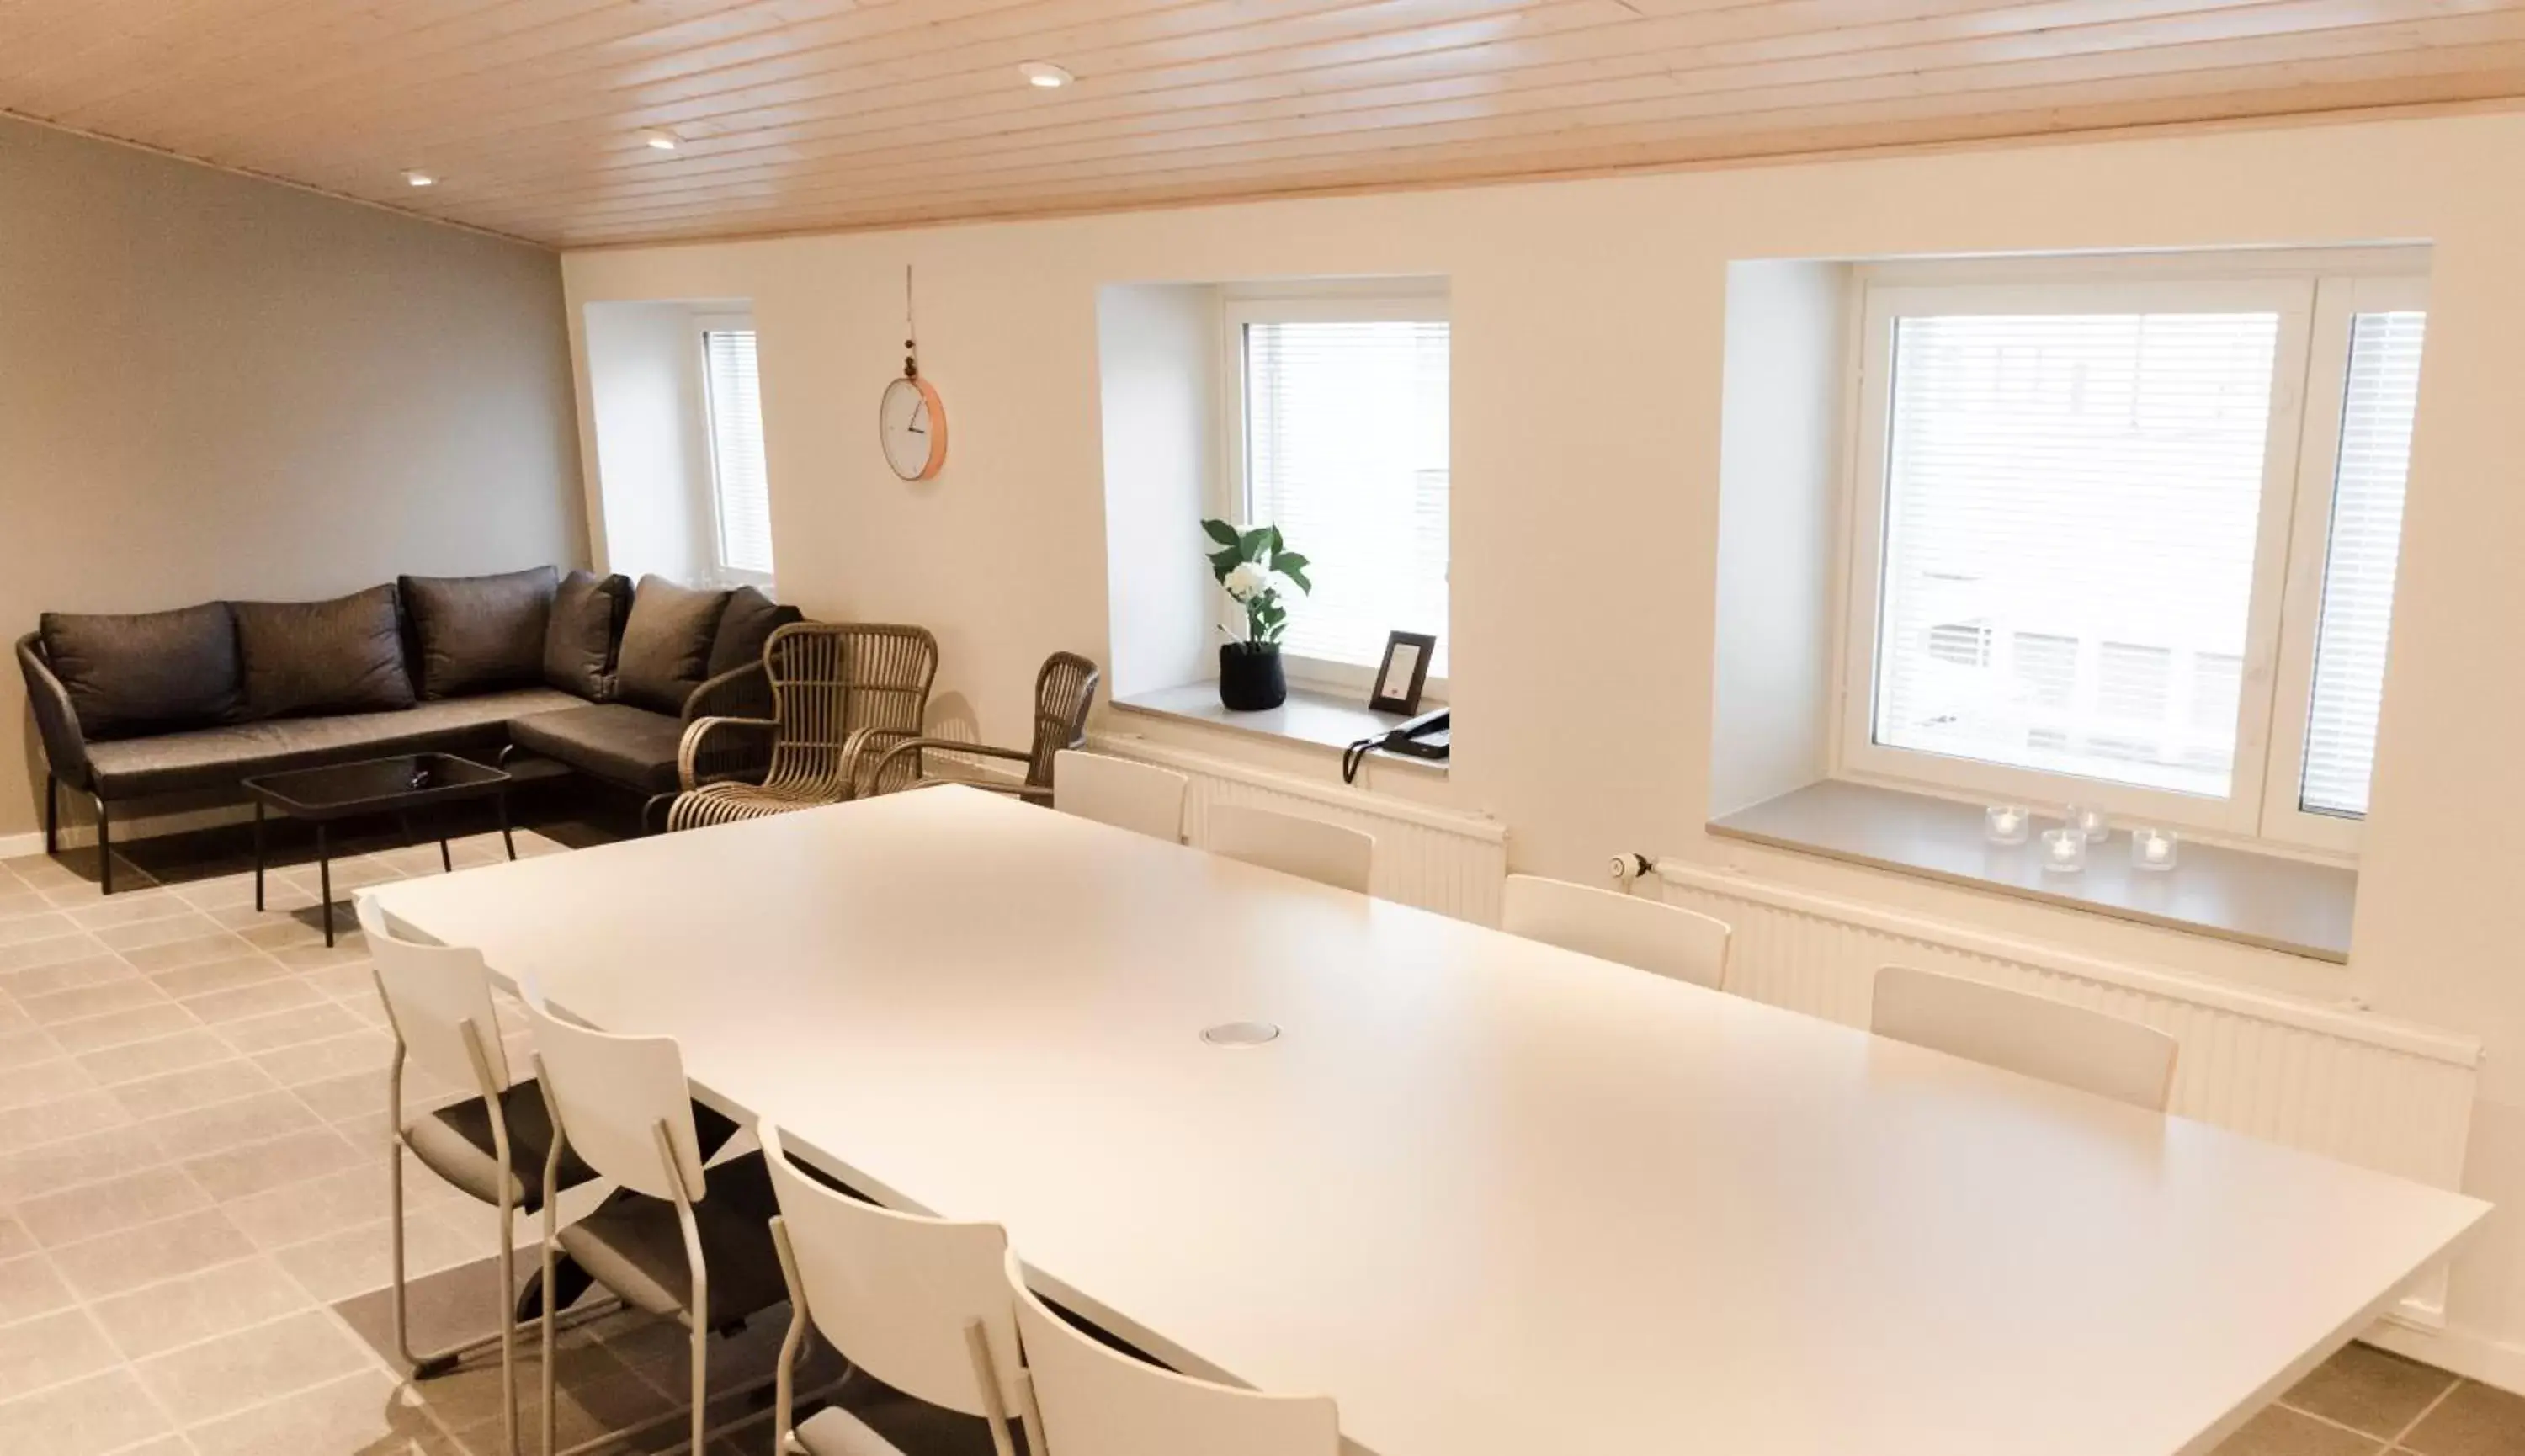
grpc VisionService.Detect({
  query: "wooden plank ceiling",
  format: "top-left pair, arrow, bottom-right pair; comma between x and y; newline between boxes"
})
3,0 -> 2522,249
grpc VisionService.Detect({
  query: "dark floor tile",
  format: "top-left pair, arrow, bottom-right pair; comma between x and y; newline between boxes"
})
2285,1342 -> 2460,1438
2214,1406 -> 2384,1456
2401,1381 -> 2525,1456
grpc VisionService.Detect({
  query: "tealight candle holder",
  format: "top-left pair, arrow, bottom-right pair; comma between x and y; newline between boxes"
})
2131,827 -> 2179,872
2040,826 -> 2086,874
2065,804 -> 2111,843
1984,805 -> 2031,845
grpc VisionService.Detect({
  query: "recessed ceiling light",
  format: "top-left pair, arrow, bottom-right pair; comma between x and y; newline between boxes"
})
402,170 -> 435,188
1018,61 -> 1073,88
643,132 -> 679,151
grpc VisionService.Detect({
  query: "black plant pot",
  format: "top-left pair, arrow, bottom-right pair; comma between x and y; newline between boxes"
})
1218,644 -> 1287,711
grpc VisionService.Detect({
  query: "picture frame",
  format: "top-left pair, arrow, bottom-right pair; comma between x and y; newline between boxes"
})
1369,630 -> 1438,715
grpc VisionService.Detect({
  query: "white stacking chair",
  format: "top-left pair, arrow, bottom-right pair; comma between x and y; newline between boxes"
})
1207,804 -> 1374,895
1500,875 -> 1733,991
1006,1250 -> 1340,1456
1870,964 -> 2179,1113
761,1122 -> 1032,1456
1052,749 -> 1189,842
521,993 -> 789,1456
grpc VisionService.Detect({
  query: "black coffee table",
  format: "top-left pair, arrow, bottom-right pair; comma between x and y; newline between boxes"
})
242,752 -> 514,946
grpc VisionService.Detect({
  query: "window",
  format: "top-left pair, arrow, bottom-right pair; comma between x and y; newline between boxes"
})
1842,259 -> 2426,852
1230,295 -> 1449,688
699,322 -> 774,583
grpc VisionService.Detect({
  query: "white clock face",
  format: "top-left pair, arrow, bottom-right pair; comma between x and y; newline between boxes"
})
880,376 -> 944,481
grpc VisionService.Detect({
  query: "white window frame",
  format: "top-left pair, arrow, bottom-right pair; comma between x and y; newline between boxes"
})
1832,250 -> 2427,856
693,311 -> 774,590
1217,284 -> 1451,700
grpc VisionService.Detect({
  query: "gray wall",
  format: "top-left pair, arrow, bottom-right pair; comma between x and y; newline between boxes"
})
0,117 -> 587,839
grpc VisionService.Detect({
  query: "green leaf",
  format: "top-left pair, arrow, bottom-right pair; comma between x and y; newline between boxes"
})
1267,524 -> 1286,557
1200,518 -> 1241,547
1208,546 -> 1243,579
1274,552 -> 1312,594
1237,526 -> 1271,560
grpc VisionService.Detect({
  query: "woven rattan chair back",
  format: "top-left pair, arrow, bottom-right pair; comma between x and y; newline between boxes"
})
668,622 -> 938,830
1023,652 -> 1103,791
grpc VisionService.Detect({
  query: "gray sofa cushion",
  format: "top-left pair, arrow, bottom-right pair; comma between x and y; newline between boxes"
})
402,566 -> 557,700
614,577 -> 730,715
232,585 -> 414,718
37,603 -> 241,740
545,571 -> 629,699
507,704 -> 688,796
84,686 -> 583,798
705,587 -> 799,678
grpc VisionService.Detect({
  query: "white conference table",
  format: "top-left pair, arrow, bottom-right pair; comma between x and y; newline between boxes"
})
370,785 -> 2486,1456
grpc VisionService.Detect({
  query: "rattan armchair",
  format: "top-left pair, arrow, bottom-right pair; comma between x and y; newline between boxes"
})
666,622 -> 939,831
864,651 -> 1100,805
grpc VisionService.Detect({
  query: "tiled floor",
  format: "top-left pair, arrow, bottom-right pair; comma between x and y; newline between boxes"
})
0,823 -> 2512,1455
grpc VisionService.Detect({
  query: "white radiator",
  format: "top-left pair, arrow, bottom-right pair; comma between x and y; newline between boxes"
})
1656,860 -> 2483,1329
1085,736 -> 1507,923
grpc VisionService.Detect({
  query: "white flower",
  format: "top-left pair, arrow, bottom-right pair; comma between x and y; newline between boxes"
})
1224,562 -> 1267,602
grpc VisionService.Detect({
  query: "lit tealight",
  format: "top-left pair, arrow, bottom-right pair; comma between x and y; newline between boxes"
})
1018,61 -> 1075,88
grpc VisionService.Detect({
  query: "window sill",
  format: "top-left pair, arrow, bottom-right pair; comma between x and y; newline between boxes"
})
1707,780 -> 2354,963
1109,683 -> 1448,775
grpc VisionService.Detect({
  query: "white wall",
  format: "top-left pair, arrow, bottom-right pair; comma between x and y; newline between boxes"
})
562,111 -> 2525,1387
1710,260 -> 1849,817
1096,284 -> 1221,699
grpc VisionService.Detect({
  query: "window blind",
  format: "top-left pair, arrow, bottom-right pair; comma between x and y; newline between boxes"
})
702,328 -> 774,578
1243,319 -> 1449,676
1872,311 -> 2281,799
2299,311 -> 2424,818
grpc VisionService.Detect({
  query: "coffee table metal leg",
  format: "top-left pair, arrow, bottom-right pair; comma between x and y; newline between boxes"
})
316,822 -> 333,949
439,834 -> 452,874
252,803 -> 265,912
498,789 -> 515,861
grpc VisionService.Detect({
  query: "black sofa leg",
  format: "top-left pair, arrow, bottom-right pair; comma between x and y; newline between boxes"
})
43,775 -> 57,857
96,794 -> 113,895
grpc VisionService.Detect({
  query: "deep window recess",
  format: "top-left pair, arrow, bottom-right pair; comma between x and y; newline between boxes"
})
699,324 -> 774,583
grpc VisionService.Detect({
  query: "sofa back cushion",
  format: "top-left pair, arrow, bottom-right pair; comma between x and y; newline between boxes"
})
706,586 -> 800,679
231,585 -> 415,718
614,577 -> 731,715
38,602 -> 242,740
544,570 -> 630,699
401,566 -> 558,700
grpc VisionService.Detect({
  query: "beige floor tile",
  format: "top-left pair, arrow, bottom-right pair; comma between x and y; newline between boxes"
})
0,1305 -> 123,1402
0,1367 -> 175,1455
130,1307 -> 376,1426
222,1160 -> 411,1251
2284,1341 -> 2460,1437
167,875 -> 262,913
0,1215 -> 32,1262
2211,1405 -> 2383,1455
49,1208 -> 256,1301
49,1003 -> 205,1056
176,976 -> 326,1026
302,963 -> 385,1002
0,931 -> 109,975
2401,1379 -> 2525,1456
17,977 -> 172,1028
0,1090 -> 134,1156
144,954 -> 290,1001
13,1164 -> 212,1248
95,916 -> 230,956
0,1055 -> 97,1111
250,1028 -> 394,1087
0,1028 -> 64,1072
64,894 -> 194,933
215,1001 -> 364,1055
184,1126 -> 365,1202
0,954 -> 140,1001
294,1070 -> 391,1124
0,1122 -> 172,1204
86,1255 -> 311,1362
75,1028 -> 233,1087
185,1367 -> 458,1456
108,1059 -> 279,1122
274,1208 -> 481,1305
121,933 -> 262,975
0,911 -> 80,949
0,1252 -> 77,1326
141,1088 -> 320,1162
272,940 -> 378,973
0,890 -> 56,922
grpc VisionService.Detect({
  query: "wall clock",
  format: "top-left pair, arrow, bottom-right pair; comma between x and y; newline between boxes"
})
880,266 -> 947,481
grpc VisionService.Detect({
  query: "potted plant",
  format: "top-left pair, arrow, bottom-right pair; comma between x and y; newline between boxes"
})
1202,518 -> 1311,711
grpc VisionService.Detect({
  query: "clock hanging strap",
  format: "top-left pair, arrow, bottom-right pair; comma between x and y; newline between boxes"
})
903,264 -> 919,380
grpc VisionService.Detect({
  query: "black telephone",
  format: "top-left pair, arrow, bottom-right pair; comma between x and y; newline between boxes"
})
1342,709 -> 1450,784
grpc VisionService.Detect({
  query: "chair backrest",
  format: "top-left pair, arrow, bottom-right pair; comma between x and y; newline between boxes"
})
1500,875 -> 1732,991
760,1123 -> 1026,1423
1053,751 -> 1188,842
1023,653 -> 1103,789
1007,1251 -> 1339,1456
1870,964 -> 2178,1113
761,622 -> 940,784
1206,805 -> 1374,895
355,894 -> 513,1094
518,987 -> 711,1201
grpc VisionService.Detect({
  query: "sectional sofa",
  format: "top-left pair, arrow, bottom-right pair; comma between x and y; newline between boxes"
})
17,567 -> 799,891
